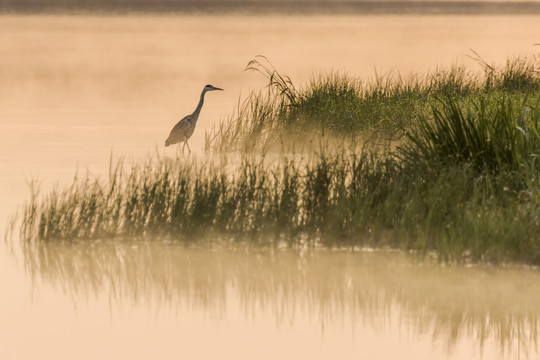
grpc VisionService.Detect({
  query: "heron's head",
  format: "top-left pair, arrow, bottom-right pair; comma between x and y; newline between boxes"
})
204,84 -> 224,92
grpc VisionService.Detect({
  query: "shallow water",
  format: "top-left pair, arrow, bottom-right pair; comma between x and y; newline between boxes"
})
3,242 -> 540,359
2,13 -> 540,359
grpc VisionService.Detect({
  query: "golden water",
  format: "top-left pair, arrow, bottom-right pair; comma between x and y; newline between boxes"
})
1,14 -> 540,359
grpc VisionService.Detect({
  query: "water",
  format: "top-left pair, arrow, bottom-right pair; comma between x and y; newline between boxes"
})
4,242 -> 540,359
2,12 -> 540,360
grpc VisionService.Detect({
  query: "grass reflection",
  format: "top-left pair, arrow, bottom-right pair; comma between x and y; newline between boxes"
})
21,240 -> 540,356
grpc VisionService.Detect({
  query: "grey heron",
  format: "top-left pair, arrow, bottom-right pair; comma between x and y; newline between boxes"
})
165,84 -> 223,152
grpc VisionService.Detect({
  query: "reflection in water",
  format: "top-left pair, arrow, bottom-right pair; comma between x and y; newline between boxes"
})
21,240 -> 540,357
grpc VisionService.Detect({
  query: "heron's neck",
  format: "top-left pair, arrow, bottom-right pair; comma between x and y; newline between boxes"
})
192,89 -> 208,121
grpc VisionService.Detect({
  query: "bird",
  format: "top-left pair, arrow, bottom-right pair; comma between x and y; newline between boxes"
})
165,84 -> 223,152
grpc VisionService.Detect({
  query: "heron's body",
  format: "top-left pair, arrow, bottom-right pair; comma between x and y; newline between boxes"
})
165,84 -> 223,151
164,114 -> 197,147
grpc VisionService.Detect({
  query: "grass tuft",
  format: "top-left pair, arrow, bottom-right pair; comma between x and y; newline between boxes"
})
400,94 -> 540,185
206,54 -> 540,152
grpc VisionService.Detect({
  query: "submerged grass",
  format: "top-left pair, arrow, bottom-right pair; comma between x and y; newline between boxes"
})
10,54 -> 540,265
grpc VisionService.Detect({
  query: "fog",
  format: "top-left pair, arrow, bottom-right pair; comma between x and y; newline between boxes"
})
2,12 -> 540,360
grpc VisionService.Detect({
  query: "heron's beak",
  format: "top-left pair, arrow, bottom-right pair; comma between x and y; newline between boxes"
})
213,87 -> 224,91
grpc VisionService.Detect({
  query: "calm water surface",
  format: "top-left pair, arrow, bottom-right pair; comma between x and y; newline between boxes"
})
1,13 -> 540,359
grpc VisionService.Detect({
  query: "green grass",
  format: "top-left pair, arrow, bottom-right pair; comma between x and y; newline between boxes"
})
206,55 -> 540,152
10,54 -> 540,265
12,141 -> 540,264
401,94 -> 540,182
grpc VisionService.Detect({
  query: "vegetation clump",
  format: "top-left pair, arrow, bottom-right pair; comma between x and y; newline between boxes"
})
206,55 -> 540,152
11,54 -> 540,265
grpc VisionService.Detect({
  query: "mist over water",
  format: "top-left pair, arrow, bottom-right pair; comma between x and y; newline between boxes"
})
2,9 -> 540,360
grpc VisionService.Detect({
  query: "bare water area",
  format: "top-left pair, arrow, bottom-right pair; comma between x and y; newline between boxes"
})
2,11 -> 540,359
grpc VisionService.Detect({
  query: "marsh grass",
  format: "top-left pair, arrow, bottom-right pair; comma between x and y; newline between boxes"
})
400,94 -> 540,182
206,55 -> 540,152
11,55 -> 540,264
470,50 -> 540,92
13,142 -> 540,264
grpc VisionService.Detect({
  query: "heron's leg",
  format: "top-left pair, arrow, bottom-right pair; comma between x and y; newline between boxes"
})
183,136 -> 192,153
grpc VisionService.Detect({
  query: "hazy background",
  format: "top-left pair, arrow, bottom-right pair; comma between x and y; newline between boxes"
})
1,13 -> 539,215
3,0 -> 540,14
2,5 -> 540,360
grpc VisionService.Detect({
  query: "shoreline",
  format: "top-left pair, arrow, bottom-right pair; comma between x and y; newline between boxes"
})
3,1 -> 540,16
